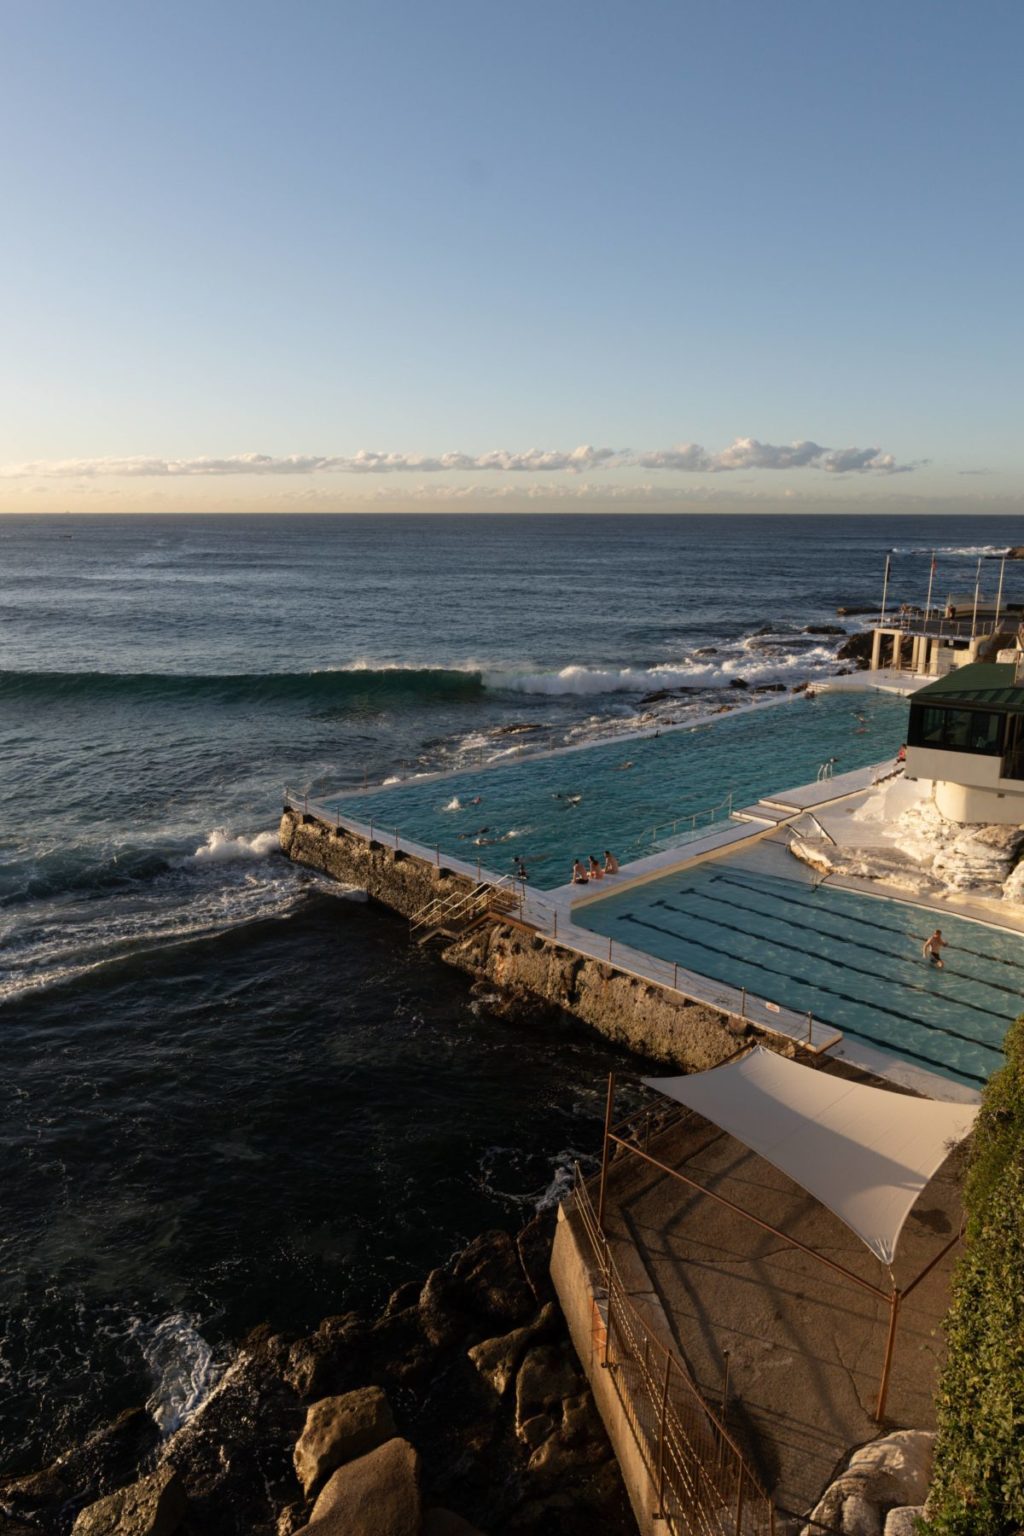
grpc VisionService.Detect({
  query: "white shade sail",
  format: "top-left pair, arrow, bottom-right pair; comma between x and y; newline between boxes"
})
642,1048 -> 978,1266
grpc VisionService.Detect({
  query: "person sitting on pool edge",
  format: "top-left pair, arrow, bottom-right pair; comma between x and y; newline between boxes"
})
572,858 -> 589,884
923,929 -> 948,968
604,849 -> 619,874
588,855 -> 604,880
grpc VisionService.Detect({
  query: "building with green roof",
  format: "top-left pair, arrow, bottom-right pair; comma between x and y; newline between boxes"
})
905,661 -> 1024,823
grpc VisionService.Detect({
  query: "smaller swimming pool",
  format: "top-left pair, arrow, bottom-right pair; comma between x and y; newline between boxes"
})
334,692 -> 906,889
575,843 -> 1017,1088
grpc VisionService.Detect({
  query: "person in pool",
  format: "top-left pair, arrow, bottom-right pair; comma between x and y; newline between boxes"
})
923,929 -> 948,968
572,859 -> 589,884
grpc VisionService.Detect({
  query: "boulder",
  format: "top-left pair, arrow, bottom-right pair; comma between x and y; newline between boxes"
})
884,1510 -> 925,1536
836,632 -> 873,668
293,1387 -> 397,1497
296,1437 -> 420,1536
729,677 -> 749,689
286,1313 -> 366,1400
0,1407 -> 160,1527
467,1303 -> 558,1397
70,1466 -> 186,1536
514,1344 -> 582,1436
800,1431 -> 935,1536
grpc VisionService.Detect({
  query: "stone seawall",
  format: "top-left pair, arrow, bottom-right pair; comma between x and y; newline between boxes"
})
280,809 -> 748,1072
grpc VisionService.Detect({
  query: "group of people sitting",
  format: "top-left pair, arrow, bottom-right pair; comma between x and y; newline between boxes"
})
572,851 -> 619,884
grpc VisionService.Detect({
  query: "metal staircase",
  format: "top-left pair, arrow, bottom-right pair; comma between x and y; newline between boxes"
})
409,876 -> 520,943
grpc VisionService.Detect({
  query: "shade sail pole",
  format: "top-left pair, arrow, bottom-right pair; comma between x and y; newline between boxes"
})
875,1288 -> 901,1422
597,1072 -> 616,1231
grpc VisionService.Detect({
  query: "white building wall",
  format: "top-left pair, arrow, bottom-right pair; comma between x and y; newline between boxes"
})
903,744 -> 1024,824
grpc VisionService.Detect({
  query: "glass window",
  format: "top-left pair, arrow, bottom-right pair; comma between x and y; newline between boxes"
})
971,711 -> 1004,753
943,709 -> 972,749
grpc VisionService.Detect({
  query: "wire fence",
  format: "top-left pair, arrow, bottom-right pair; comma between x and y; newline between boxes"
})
572,1167 -> 775,1536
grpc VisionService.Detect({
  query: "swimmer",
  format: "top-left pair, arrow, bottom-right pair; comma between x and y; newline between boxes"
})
614,760 -> 634,771
572,859 -> 590,885
923,929 -> 948,969
469,796 -> 483,806
604,849 -> 619,874
588,855 -> 604,880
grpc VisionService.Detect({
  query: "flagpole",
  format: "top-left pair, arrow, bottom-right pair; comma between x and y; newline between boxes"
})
879,554 -> 891,627
971,558 -> 982,639
995,554 -> 1006,630
924,550 -> 936,622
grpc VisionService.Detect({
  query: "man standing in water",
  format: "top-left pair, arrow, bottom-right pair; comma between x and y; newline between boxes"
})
923,929 -> 948,969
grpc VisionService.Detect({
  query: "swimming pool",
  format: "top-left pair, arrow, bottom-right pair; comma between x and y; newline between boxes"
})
575,843 -> 1017,1088
334,692 -> 907,889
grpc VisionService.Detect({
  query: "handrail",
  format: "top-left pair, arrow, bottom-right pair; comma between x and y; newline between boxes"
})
636,789 -> 735,850
570,1166 -> 774,1535
409,873 -> 520,937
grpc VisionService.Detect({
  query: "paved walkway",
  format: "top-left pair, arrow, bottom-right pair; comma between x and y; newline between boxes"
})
601,1095 -> 963,1520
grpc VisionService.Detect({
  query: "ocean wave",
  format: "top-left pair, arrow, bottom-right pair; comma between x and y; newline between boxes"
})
888,544 -> 1008,557
0,856 -> 309,1003
0,666 -> 487,708
190,829 -> 279,862
482,646 -> 837,696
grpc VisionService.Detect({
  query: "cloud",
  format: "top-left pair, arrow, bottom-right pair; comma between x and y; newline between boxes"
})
0,437 -> 912,479
633,437 -> 911,474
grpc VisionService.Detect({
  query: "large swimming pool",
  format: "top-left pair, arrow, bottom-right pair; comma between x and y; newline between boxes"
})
334,692 -> 906,889
575,843 -> 1018,1088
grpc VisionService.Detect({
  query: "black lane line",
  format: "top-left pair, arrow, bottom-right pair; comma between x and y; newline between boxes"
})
651,895 -> 1007,1045
658,887 -> 1017,1023
617,910 -> 998,1081
715,870 -> 1024,977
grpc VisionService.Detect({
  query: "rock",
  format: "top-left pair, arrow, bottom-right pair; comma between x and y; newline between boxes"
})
516,1212 -> 556,1305
836,632 -> 873,668
801,1431 -> 935,1536
514,1343 -> 582,1435
286,1313 -> 365,1399
695,646 -> 718,656
421,1509 -> 485,1536
1005,546 -> 1024,559
293,1387 -> 397,1497
419,1230 -> 535,1347
805,624 -> 847,635
71,1466 -> 186,1536
754,682 -> 786,692
297,1437 -> 420,1536
468,1302 -> 559,1397
0,1407 -> 160,1527
729,677 -> 749,689
883,1510 -> 925,1536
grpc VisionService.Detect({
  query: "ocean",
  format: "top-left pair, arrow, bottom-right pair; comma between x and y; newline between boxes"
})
1,511 -> 1019,1472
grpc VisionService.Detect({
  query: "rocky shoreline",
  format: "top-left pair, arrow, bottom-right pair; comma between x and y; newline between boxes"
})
1,1214 -> 632,1536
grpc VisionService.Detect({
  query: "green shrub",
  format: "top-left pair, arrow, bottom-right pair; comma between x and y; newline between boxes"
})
922,1013 -> 1024,1536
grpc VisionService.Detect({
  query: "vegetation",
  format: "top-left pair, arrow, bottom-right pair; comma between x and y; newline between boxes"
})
923,1013 -> 1024,1535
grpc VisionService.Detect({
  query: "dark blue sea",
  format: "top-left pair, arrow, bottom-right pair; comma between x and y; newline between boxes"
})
1,512 -> 1019,1471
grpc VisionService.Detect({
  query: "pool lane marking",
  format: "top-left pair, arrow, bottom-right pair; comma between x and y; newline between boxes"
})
715,869 -> 1024,974
651,894 -> 1010,1036
615,909 -> 1000,1076
683,880 -> 1023,1008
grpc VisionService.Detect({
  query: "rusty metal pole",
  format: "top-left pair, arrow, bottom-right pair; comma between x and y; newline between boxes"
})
734,1472 -> 745,1535
673,961 -> 678,990
603,1278 -> 614,1369
806,1011 -> 813,1045
875,1290 -> 901,1421
597,1072 -> 616,1231
608,936 -> 613,962
655,1351 -> 671,1519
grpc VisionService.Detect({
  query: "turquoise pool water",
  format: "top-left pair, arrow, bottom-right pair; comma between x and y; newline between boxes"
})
335,692 -> 907,889
576,843 -> 1017,1087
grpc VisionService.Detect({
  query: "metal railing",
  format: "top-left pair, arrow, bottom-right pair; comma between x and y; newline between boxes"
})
571,1166 -> 775,1536
636,790 -> 735,851
409,875 -> 519,938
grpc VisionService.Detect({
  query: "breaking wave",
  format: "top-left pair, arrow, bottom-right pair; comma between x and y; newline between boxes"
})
131,1312 -> 221,1437
483,646 -> 837,696
888,544 -> 1008,558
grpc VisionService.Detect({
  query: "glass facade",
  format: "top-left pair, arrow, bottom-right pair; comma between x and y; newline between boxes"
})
907,704 -> 1006,756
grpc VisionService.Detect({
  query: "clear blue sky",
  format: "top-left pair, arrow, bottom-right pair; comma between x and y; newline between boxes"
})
1,0 -> 1021,512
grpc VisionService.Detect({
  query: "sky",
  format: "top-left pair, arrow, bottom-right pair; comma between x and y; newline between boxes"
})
1,0 -> 1021,514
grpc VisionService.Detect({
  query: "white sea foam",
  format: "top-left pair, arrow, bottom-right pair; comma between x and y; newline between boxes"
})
442,796 -> 462,811
889,544 -> 1007,558
131,1312 -> 221,1436
190,828 -> 278,862
482,645 -> 837,696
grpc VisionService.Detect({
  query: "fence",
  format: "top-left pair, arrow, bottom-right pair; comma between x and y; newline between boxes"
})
572,1167 -> 775,1536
